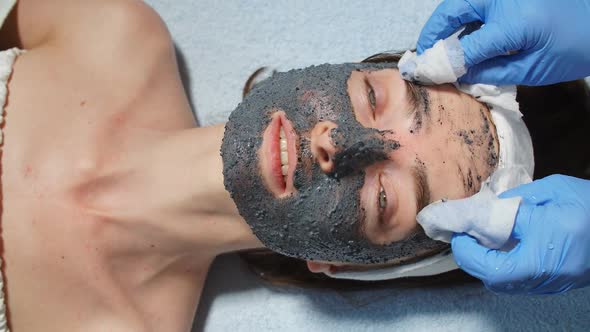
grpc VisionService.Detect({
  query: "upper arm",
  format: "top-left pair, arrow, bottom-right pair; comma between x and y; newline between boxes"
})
0,0 -> 172,52
0,0 -> 69,49
0,0 -> 178,96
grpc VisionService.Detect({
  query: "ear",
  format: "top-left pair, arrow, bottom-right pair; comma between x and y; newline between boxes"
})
306,261 -> 332,274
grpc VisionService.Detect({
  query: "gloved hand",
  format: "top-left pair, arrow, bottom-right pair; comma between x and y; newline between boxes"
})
416,0 -> 590,85
452,175 -> 590,294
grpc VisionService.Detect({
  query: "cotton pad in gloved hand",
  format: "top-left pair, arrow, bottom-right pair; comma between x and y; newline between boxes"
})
416,0 -> 590,85
399,31 -> 467,84
452,175 -> 590,294
417,178 -> 521,250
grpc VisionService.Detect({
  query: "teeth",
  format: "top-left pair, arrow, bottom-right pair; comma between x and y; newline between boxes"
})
279,126 -> 289,181
280,151 -> 288,164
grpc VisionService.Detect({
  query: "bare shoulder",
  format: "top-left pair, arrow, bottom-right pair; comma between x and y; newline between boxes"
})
1,0 -> 170,50
4,0 -> 193,126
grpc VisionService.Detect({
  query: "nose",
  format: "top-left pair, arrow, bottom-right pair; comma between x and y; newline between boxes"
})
310,121 -> 338,173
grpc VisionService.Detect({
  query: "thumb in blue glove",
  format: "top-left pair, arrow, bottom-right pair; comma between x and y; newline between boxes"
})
416,0 -> 590,86
452,175 -> 590,294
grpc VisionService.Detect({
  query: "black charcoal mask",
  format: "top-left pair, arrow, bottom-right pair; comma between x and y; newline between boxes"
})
221,63 -> 447,264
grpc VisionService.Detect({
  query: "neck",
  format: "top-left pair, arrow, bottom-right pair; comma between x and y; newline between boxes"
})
87,124 -> 263,259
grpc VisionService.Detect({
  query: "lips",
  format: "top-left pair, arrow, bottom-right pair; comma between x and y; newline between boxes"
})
260,111 -> 297,197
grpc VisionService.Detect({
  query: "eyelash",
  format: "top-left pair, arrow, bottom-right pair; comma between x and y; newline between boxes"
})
377,175 -> 387,223
365,79 -> 377,118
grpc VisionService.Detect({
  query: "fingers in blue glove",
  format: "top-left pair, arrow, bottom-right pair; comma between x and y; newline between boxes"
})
452,232 -> 521,291
418,0 -> 590,85
458,50 -> 566,85
453,175 -> 590,294
416,0 -> 483,54
498,179 -> 554,205
460,22 -> 525,67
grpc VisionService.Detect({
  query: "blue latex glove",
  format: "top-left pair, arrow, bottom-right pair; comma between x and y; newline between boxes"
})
416,0 -> 590,85
452,175 -> 590,294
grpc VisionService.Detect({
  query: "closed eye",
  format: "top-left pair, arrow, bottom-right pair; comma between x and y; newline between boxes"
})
377,174 -> 388,225
365,78 -> 377,119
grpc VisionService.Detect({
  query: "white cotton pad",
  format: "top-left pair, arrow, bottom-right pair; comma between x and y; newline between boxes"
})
325,33 -> 534,281
398,31 -> 467,84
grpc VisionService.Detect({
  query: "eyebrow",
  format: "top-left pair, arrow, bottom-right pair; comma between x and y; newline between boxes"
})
412,159 -> 431,213
405,81 -> 421,114
405,81 -> 424,133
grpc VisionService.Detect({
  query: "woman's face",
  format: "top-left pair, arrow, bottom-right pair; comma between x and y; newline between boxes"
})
222,63 -> 498,264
